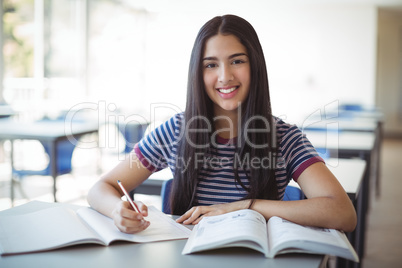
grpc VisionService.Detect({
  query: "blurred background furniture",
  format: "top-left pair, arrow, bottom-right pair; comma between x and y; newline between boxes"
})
0,117 -> 99,204
116,122 -> 148,154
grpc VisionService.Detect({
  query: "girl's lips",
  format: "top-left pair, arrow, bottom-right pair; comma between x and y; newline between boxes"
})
216,86 -> 239,99
216,86 -> 238,94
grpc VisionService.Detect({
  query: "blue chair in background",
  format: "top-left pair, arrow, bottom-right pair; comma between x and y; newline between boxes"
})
12,139 -> 75,177
10,118 -> 79,203
161,179 -> 173,214
160,179 -> 304,214
282,185 -> 304,201
339,103 -> 364,112
314,147 -> 331,160
116,122 -> 149,154
11,138 -> 76,204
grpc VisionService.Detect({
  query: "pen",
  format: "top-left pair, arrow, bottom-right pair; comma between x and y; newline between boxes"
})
117,180 -> 140,213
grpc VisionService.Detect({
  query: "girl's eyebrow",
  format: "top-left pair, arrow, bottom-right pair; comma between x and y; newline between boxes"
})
202,53 -> 248,61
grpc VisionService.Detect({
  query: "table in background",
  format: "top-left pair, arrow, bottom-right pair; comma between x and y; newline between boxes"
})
304,131 -> 374,209
0,201 -> 328,268
301,115 -> 382,197
0,105 -> 14,119
0,119 -> 99,203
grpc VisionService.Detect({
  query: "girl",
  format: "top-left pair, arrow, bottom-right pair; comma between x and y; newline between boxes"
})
87,15 -> 357,234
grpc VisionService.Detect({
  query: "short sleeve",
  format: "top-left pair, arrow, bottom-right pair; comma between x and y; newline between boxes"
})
135,113 -> 183,173
276,119 -> 324,182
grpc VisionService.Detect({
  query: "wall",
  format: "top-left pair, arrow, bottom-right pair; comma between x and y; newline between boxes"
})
251,4 -> 378,123
376,8 -> 402,137
130,1 -> 379,124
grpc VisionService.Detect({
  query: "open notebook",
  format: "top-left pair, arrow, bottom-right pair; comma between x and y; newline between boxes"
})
0,205 -> 191,255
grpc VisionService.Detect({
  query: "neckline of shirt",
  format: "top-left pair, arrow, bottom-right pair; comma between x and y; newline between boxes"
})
216,135 -> 237,145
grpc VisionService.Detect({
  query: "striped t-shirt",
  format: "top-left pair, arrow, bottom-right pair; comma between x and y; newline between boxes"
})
135,113 -> 323,205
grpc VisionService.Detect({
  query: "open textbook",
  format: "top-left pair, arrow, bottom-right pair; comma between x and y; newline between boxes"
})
0,205 -> 191,255
182,209 -> 359,262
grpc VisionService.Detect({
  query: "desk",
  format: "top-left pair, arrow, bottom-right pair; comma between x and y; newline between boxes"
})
0,119 -> 99,202
302,116 -> 382,197
0,105 -> 14,118
303,131 -> 375,156
138,158 -> 366,268
287,158 -> 366,200
0,201 -> 327,268
301,120 -> 378,133
304,131 -> 374,214
134,168 -> 173,195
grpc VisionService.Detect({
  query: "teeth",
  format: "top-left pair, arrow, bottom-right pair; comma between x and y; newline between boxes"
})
218,87 -> 237,94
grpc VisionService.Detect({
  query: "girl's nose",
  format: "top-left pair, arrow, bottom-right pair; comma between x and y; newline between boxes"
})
218,65 -> 234,84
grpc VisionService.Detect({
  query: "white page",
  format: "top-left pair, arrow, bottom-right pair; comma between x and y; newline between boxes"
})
77,206 -> 191,244
0,207 -> 102,254
182,209 -> 268,254
268,216 -> 348,252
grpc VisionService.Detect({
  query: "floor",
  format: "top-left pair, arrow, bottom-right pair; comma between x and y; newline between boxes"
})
0,139 -> 401,267
362,138 -> 402,268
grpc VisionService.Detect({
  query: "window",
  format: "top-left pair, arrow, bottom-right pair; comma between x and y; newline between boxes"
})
1,0 -> 153,119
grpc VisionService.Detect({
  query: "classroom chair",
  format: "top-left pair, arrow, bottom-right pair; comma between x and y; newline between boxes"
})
12,139 -> 75,177
10,117 -> 79,203
161,179 -> 174,214
339,103 -> 364,112
11,136 -> 76,203
116,122 -> 149,154
282,184 -> 304,201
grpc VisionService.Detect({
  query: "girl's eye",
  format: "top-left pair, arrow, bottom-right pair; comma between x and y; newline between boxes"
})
232,59 -> 245,65
205,63 -> 217,68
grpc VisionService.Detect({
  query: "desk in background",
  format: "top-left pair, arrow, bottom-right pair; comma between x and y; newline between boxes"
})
0,201 -> 327,268
303,130 -> 375,157
300,103 -> 383,197
0,119 -> 99,203
0,105 -> 14,119
301,115 -> 382,198
304,130 -> 374,208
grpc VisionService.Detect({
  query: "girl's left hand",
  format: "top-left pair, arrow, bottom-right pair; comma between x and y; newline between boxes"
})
176,200 -> 251,225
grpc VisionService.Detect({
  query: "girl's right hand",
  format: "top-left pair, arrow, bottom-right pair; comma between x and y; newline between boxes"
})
112,200 -> 150,233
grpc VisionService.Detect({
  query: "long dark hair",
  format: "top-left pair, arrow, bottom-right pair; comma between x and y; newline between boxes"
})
170,14 -> 278,215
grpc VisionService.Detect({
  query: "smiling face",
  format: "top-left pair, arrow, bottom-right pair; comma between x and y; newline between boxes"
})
203,34 -> 251,117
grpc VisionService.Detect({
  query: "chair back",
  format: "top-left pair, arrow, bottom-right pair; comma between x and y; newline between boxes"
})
12,118 -> 78,177
117,123 -> 148,154
161,179 -> 173,214
283,185 -> 304,201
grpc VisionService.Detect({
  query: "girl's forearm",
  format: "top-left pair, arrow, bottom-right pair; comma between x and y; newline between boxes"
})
87,181 -> 123,218
250,197 -> 357,232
